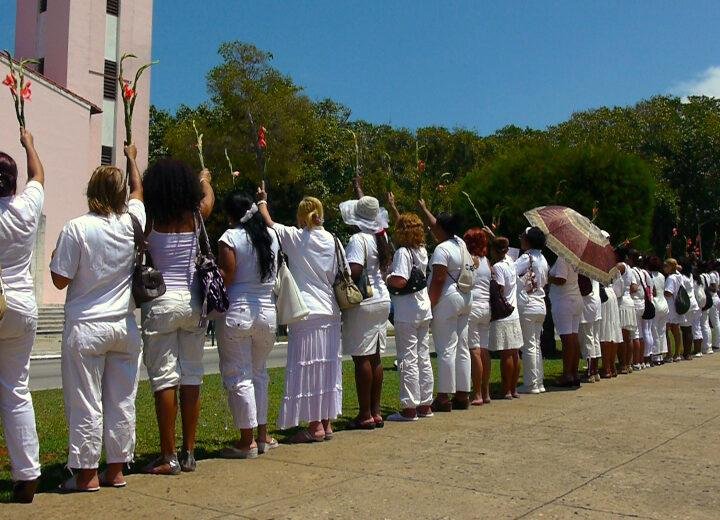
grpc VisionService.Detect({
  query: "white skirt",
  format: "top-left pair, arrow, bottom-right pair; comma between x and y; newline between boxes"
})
488,318 -> 523,351
618,303 -> 637,331
342,300 -> 390,356
599,292 -> 623,343
278,316 -> 343,429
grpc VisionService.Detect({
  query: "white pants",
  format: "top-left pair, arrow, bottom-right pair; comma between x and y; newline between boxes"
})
62,316 -> 142,469
394,320 -> 434,409
709,304 -> 720,349
217,305 -> 276,429
0,309 -> 41,481
653,309 -> 669,356
520,314 -> 545,390
579,320 -> 601,359
700,310 -> 712,353
431,294 -> 471,394
640,319 -> 654,356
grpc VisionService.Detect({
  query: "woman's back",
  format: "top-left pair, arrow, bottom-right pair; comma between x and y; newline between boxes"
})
220,226 -> 279,305
147,229 -> 197,292
346,232 -> 389,304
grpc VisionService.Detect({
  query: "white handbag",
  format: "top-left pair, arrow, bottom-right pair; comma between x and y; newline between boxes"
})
272,232 -> 309,325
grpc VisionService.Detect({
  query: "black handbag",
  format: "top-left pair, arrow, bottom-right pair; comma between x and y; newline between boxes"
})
356,235 -> 374,300
578,274 -> 593,297
388,248 -> 427,296
599,285 -> 609,303
676,284 -> 691,315
701,274 -> 714,311
634,268 -> 656,320
489,269 -> 514,321
194,210 -> 229,327
129,214 -> 166,305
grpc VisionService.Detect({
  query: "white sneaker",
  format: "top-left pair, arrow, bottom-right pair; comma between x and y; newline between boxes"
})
694,352 -> 703,358
517,385 -> 540,394
539,386 -> 546,393
706,349 -> 715,355
632,363 -> 643,371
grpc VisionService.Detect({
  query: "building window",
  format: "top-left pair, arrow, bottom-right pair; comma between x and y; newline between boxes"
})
101,146 -> 114,165
36,58 -> 45,75
107,0 -> 120,16
103,60 -> 117,100
39,0 -> 47,13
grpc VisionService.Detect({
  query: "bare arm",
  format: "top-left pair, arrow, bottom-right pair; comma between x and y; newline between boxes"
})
548,276 -> 567,286
349,263 -> 363,282
125,144 -> 142,202
353,175 -> 364,199
387,192 -> 400,222
428,265 -> 447,308
386,275 -> 407,290
20,129 -> 44,186
418,199 -> 441,241
198,169 -> 215,219
217,242 -> 236,286
51,271 -> 71,290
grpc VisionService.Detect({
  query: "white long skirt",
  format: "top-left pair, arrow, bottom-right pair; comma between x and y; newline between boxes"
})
599,292 -> 623,343
278,315 -> 343,430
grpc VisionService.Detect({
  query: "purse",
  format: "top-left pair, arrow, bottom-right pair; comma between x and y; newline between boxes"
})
129,214 -> 166,306
272,230 -> 310,325
194,210 -> 229,327
388,248 -> 427,296
333,236 -> 363,310
599,285 -> 609,303
489,266 -> 514,321
578,274 -> 593,297
447,238 -> 474,294
676,283 -> 691,315
356,235 -> 374,300
633,268 -> 655,320
701,274 -> 714,311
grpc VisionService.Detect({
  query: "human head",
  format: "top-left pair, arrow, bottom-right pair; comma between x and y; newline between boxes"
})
489,236 -> 510,263
664,258 -> 678,275
646,255 -> 663,272
0,152 -> 18,197
224,192 -> 275,282
297,196 -> 324,229
224,192 -> 256,225
143,158 -> 203,226
86,165 -> 126,216
678,257 -> 694,278
463,227 -> 488,257
393,213 -> 425,249
628,248 -> 641,267
520,226 -> 546,251
615,245 -> 630,263
435,212 -> 460,241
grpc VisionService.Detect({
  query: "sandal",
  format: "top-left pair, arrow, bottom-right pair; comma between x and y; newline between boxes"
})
178,449 -> 196,472
59,475 -> 100,493
12,479 -> 39,503
347,418 -> 376,430
324,431 -> 334,441
373,416 -> 385,428
470,398 -> 484,406
257,438 -> 279,454
99,470 -> 126,488
288,430 -> 325,444
142,454 -> 181,476
431,398 -> 452,413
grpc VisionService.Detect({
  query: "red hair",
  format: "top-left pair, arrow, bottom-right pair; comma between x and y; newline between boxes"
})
464,227 -> 488,257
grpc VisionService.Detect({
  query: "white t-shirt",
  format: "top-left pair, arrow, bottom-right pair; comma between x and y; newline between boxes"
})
515,249 -> 549,316
50,199 -> 146,323
388,246 -> 432,324
492,255 -> 519,322
581,279 -> 602,323
219,226 -> 279,308
0,180 -> 44,317
650,271 -> 668,314
271,224 -> 343,317
682,274 -> 699,312
630,268 -> 649,313
619,263 -> 635,308
470,255 -> 491,312
428,236 -> 467,297
710,271 -> 720,303
664,273 -> 681,300
345,232 -> 390,305
549,257 -> 581,306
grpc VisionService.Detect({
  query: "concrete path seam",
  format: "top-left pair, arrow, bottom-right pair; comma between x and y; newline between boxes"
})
122,486 -> 257,519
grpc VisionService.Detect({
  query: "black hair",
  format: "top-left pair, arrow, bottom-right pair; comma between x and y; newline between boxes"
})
435,212 -> 460,238
143,158 -> 203,226
679,256 -> 694,279
628,248 -> 641,267
615,245 -> 630,263
375,232 -> 393,273
524,226 -> 546,250
0,152 -> 18,197
224,192 -> 275,282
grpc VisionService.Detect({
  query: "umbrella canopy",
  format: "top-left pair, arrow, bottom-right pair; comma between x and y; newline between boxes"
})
524,206 -> 619,285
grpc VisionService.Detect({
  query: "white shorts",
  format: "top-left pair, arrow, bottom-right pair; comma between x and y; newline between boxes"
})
141,291 -> 206,392
468,303 -> 490,349
552,308 -> 582,336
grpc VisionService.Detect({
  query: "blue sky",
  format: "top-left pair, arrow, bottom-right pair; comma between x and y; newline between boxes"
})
2,1 -> 720,134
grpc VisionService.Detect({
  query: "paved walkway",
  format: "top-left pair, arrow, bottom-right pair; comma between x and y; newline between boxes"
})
8,354 -> 720,519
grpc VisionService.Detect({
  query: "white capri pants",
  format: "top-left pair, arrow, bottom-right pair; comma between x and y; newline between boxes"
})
62,315 -> 142,469
700,310 -> 712,353
394,319 -> 434,409
141,290 -> 206,393
520,313 -> 545,391
652,307 -> 669,356
579,320 -> 601,359
431,293 -> 471,395
0,309 -> 41,481
690,309 -> 704,341
218,305 -> 276,429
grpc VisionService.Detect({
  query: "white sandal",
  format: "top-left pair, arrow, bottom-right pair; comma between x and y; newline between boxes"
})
99,469 -> 127,488
59,474 -> 100,493
257,438 -> 279,454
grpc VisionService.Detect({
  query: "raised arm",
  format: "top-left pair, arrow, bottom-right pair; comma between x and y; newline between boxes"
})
353,174 -> 364,199
256,180 -> 275,227
387,192 -> 400,222
20,128 -> 44,186
418,199 -> 441,241
198,168 -> 215,219
217,242 -> 236,286
125,144 -> 142,202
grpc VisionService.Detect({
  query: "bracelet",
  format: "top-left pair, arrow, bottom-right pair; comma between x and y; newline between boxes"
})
257,200 -> 268,206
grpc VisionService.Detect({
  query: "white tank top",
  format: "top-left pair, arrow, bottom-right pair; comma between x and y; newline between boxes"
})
147,229 -> 198,292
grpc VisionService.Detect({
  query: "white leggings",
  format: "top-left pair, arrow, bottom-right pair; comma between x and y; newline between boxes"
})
0,309 -> 41,481
520,314 -> 545,390
217,306 -> 276,429
394,320 -> 434,409
431,296 -> 471,394
61,316 -> 142,469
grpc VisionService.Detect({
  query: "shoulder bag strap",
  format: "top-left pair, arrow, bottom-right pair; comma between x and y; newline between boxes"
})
270,227 -> 286,269
194,209 -> 212,259
129,213 -> 147,267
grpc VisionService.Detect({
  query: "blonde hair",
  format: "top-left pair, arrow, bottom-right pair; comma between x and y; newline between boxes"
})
394,213 -> 425,249
86,165 -> 126,216
664,258 -> 678,273
297,196 -> 324,229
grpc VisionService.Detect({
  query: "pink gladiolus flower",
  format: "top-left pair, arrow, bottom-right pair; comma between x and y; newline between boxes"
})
258,126 -> 267,149
20,81 -> 31,101
2,73 -> 16,88
687,238 -> 693,246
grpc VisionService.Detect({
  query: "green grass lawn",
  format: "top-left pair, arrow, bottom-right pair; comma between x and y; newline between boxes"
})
0,356 -> 562,501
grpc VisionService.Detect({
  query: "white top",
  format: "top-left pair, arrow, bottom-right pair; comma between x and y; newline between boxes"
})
428,236 -> 467,297
581,279 -> 602,323
0,180 -> 44,317
147,229 -> 197,292
631,268 -> 651,313
219,226 -> 279,307
681,274 -> 700,312
650,271 -> 669,314
492,255 -> 519,322
664,272 -> 681,299
515,249 -> 549,316
50,199 -> 146,323
470,255 -> 491,309
271,223 -> 343,317
388,246 -> 432,323
549,257 -> 581,305
611,275 -> 624,299
345,232 -> 390,305
619,262 -> 635,307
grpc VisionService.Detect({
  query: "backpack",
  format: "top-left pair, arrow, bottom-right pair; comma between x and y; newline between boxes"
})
447,238 -> 474,294
676,281 -> 691,315
701,274 -> 714,312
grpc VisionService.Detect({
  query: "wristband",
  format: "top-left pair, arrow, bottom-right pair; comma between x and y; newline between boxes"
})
257,200 -> 268,206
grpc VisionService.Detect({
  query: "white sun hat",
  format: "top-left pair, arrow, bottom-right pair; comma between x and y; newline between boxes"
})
339,196 -> 389,234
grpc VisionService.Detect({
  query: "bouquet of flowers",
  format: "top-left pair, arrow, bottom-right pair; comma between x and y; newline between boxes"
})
118,52 -> 158,144
2,50 -> 38,128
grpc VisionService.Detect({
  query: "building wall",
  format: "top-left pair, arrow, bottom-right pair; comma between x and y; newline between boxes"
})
1,59 -> 97,305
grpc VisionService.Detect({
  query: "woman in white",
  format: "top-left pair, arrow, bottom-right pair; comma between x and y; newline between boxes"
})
385,211 -> 434,421
708,261 -> 720,352
628,251 -> 652,370
615,247 -> 638,374
50,144 -> 143,491
578,276 -> 602,382
463,227 -> 492,404
695,262 -> 713,356
217,193 -> 279,457
548,256 -> 583,386
257,183 -> 343,442
515,227 -> 549,394
419,202 -> 472,411
140,159 -> 215,474
0,130 -> 44,503
489,237 -> 523,399
646,256 -> 669,364
678,257 -> 700,360
598,231 -> 623,378
664,258 -> 685,362
340,188 -> 392,429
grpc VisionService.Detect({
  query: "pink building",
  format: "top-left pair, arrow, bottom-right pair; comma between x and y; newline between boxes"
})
1,0 -> 153,310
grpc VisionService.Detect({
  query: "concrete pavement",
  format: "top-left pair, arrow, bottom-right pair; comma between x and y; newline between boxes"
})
9,351 -> 720,518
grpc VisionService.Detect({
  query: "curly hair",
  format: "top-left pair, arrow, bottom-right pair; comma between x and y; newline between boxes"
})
143,158 -> 203,226
393,213 -> 425,249
489,236 -> 510,264
0,152 -> 18,197
463,227 -> 488,257
224,193 -> 275,282
87,166 -> 126,216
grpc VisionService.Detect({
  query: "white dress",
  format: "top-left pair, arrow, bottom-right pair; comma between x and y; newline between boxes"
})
599,277 -> 623,344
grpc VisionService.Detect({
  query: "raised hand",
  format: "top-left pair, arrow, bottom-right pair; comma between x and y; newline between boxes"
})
20,128 -> 34,149
124,143 -> 138,161
257,180 -> 268,202
199,168 -> 212,184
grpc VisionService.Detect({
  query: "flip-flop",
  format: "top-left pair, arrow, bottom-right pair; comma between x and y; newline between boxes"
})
99,470 -> 127,488
346,418 -> 376,430
288,430 -> 325,444
470,399 -> 484,406
220,446 -> 258,459
324,431 -> 334,441
59,475 -> 100,493
373,417 -> 385,429
257,438 -> 279,454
